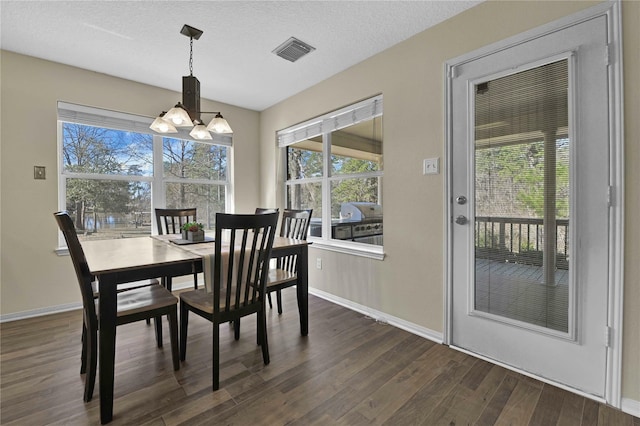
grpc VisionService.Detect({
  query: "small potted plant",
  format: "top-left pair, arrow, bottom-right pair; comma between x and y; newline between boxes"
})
181,222 -> 204,242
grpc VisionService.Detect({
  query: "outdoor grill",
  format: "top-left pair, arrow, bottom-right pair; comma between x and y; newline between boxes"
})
310,202 -> 383,245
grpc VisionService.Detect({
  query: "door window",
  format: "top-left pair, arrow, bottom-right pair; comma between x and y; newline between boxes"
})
474,59 -> 570,332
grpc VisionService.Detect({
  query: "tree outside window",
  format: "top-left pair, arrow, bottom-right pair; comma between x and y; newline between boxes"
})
61,122 -> 229,241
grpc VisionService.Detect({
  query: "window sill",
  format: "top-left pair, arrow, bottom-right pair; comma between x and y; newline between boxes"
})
308,237 -> 385,260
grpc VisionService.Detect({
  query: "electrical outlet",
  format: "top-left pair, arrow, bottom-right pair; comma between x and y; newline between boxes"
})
423,158 -> 439,175
316,258 -> 322,269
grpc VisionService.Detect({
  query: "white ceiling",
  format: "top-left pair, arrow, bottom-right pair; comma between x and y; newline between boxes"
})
0,0 -> 481,111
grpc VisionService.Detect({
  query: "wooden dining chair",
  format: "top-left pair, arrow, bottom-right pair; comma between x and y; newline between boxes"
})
54,211 -> 180,403
269,209 -> 313,313
179,212 -> 278,391
155,208 -> 199,291
233,209 -> 312,339
155,207 -> 197,235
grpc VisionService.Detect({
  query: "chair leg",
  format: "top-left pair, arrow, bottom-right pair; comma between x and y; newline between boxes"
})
258,308 -> 270,365
213,323 -> 220,391
80,322 -> 87,374
193,272 -> 198,290
267,292 -> 273,309
276,290 -> 283,315
84,326 -> 97,402
179,300 -> 189,361
234,318 -> 240,341
154,316 -> 163,347
167,307 -> 180,371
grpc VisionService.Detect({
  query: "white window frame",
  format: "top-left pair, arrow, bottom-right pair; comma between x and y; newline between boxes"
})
56,102 -> 231,249
278,95 -> 385,260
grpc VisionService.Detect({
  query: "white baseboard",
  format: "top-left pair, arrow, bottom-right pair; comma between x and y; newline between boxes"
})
622,398 -> 640,418
309,287 -> 443,344
0,302 -> 82,323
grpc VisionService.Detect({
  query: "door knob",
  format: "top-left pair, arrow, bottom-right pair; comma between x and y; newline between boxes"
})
455,215 -> 468,225
456,196 -> 467,205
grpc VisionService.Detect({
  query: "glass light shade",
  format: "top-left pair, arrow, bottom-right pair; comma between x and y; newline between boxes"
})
164,104 -> 193,127
206,114 -> 233,133
149,115 -> 178,133
189,123 -> 213,140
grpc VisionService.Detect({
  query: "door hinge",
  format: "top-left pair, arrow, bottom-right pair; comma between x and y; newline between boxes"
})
608,185 -> 615,207
605,43 -> 613,66
605,326 -> 612,347
449,66 -> 458,79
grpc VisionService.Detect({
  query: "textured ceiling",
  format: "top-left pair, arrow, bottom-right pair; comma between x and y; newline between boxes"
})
0,0 -> 481,111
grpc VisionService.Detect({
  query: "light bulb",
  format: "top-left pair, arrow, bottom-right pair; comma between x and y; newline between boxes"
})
149,113 -> 177,134
190,123 -> 212,140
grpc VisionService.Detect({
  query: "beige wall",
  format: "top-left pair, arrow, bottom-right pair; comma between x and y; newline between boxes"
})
260,0 -> 639,404
0,51 -> 261,315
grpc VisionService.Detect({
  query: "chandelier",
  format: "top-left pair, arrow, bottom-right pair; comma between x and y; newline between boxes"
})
150,24 -> 232,140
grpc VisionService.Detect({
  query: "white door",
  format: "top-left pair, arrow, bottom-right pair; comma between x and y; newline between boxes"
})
450,15 -> 611,397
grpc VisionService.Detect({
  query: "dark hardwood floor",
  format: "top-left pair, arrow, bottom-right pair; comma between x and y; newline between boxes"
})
1,290 -> 637,425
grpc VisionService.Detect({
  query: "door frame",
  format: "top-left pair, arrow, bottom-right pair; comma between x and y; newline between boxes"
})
443,1 -> 624,407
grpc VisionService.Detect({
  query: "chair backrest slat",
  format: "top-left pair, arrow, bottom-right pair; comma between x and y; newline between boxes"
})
155,208 -> 197,235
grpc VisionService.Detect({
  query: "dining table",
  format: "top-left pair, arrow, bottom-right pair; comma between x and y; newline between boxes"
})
82,233 -> 309,424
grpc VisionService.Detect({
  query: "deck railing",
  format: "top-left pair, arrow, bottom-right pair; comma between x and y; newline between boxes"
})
475,216 -> 569,269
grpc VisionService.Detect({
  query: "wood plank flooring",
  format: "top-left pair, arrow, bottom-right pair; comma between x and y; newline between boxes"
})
1,290 -> 637,425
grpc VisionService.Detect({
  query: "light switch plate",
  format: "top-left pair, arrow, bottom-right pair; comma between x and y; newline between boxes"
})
423,158 -> 439,175
34,166 -> 46,180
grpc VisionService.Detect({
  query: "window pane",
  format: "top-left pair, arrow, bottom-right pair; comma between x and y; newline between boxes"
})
165,183 -> 225,229
287,182 -> 322,237
331,116 -> 382,176
163,138 -> 227,180
65,178 -> 151,241
287,140 -> 323,179
474,59 -> 569,332
330,177 -> 383,246
286,182 -> 322,212
330,177 -> 380,218
62,123 -> 153,176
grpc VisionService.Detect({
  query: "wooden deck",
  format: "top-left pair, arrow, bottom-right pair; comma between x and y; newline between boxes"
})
475,259 -> 569,331
1,289 -> 636,425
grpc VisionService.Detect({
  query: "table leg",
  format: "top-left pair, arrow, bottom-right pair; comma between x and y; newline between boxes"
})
296,245 -> 309,336
98,276 -> 117,424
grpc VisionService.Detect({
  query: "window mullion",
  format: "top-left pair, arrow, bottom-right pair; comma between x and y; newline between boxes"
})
322,130 -> 332,241
151,135 -> 165,233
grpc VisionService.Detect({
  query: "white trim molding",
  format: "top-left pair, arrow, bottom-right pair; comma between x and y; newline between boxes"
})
0,302 -> 82,323
621,398 -> 640,418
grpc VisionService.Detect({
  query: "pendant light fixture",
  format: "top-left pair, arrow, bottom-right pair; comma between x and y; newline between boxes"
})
150,24 -> 232,140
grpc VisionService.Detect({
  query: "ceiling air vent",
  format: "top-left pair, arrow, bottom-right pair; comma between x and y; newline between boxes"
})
272,37 -> 316,62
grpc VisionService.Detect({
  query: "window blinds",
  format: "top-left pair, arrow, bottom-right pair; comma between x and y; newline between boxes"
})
57,101 -> 232,147
277,95 -> 383,147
